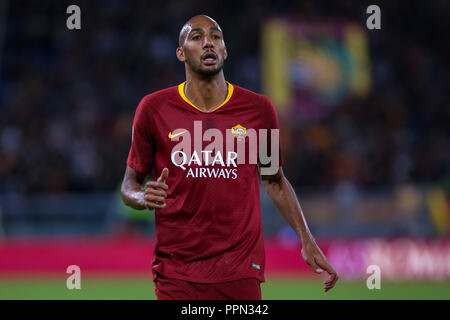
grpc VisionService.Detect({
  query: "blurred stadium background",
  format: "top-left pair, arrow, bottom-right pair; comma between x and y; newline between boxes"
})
0,0 -> 449,299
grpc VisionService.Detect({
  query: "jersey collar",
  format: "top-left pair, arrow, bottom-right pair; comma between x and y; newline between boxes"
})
178,81 -> 234,112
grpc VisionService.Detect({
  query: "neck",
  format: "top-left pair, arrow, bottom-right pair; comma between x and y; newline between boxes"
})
184,70 -> 228,112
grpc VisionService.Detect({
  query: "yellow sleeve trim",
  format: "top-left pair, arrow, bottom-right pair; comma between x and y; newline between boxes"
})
178,81 -> 234,112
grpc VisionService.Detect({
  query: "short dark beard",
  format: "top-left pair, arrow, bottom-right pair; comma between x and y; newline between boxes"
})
186,58 -> 224,76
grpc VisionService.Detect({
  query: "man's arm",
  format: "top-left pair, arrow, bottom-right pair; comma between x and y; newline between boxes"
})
121,166 -> 169,210
260,167 -> 339,292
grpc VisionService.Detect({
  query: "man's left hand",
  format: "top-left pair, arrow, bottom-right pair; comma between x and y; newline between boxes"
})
301,238 -> 339,292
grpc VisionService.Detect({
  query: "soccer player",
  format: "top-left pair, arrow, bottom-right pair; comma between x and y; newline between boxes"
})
121,15 -> 338,300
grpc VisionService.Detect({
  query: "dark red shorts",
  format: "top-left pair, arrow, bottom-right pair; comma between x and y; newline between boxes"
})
154,276 -> 262,300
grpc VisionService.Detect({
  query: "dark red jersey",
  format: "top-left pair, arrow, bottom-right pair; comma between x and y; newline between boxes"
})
127,82 -> 283,283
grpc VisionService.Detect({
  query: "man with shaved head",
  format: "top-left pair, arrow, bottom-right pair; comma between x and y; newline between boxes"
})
121,15 -> 338,300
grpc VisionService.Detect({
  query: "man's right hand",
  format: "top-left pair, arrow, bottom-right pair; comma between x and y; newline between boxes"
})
144,168 -> 169,209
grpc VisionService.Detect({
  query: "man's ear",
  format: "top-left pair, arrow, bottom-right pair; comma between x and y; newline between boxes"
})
176,47 -> 185,62
224,46 -> 228,60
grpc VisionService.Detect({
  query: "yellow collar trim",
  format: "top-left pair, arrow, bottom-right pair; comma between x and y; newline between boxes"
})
178,81 -> 234,112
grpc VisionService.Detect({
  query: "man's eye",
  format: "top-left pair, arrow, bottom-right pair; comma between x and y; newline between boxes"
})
213,35 -> 221,39
192,35 -> 201,40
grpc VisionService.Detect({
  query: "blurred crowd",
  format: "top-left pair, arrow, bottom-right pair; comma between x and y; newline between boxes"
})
0,0 -> 449,194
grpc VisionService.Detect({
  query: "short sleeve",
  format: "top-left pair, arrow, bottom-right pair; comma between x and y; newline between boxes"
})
126,96 -> 155,174
259,95 -> 284,168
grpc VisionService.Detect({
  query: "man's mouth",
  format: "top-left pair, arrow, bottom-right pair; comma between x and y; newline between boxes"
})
202,52 -> 218,65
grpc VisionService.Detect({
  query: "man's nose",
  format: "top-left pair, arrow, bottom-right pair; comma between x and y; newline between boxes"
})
203,35 -> 214,49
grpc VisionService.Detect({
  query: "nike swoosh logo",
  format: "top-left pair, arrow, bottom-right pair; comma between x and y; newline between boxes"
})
168,130 -> 187,139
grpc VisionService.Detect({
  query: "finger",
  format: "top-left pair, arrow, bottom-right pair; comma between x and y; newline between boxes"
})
324,273 -> 338,292
324,272 -> 337,284
312,257 -> 338,291
145,200 -> 166,209
325,280 -> 337,292
145,194 -> 166,204
146,203 -> 166,209
315,257 -> 336,276
324,274 -> 336,287
145,188 -> 167,198
146,181 -> 168,190
157,168 -> 169,183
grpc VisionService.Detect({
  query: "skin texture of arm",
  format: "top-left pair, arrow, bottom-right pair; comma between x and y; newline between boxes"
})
120,166 -> 168,211
260,166 -> 339,292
